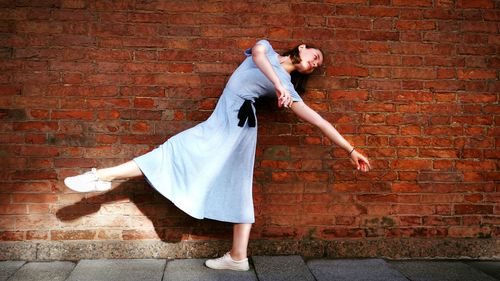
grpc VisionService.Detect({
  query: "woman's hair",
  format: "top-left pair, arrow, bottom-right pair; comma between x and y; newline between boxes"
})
281,44 -> 323,95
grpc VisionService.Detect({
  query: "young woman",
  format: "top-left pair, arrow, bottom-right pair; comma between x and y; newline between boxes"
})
64,39 -> 371,271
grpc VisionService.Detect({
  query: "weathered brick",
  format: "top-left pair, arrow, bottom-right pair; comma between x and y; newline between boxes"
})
0,1 -> 498,248
454,204 -> 494,215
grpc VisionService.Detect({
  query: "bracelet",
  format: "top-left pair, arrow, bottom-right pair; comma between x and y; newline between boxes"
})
348,147 -> 355,156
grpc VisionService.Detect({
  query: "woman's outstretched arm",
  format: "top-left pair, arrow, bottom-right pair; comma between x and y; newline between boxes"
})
291,101 -> 371,172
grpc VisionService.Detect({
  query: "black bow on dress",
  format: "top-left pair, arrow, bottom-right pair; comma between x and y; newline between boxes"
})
237,100 -> 256,127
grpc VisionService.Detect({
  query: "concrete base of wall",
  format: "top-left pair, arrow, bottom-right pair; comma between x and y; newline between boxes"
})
1,238 -> 499,261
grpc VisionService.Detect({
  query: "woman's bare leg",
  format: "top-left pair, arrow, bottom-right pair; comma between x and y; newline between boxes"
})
96,160 -> 143,181
230,223 -> 252,260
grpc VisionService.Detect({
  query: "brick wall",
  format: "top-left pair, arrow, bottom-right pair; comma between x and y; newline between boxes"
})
0,0 -> 499,258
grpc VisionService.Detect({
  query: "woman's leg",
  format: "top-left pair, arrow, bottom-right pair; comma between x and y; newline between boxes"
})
96,160 -> 143,181
230,223 -> 252,260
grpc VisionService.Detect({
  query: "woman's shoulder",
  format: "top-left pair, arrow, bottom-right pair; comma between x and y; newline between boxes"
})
255,39 -> 272,48
244,39 -> 276,56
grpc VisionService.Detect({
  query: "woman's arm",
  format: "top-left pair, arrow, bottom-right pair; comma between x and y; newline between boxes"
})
252,43 -> 292,108
291,101 -> 371,172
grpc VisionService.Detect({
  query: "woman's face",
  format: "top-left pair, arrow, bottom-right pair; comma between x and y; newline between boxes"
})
295,45 -> 323,74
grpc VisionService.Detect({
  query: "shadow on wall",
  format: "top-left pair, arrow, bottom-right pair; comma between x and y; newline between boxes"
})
54,97 -> 284,243
55,179 -> 233,242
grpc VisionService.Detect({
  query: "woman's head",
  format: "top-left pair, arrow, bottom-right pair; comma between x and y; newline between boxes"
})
282,44 -> 324,94
282,44 -> 323,74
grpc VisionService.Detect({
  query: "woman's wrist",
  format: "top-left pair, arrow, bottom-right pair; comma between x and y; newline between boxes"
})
348,147 -> 355,156
274,81 -> 284,89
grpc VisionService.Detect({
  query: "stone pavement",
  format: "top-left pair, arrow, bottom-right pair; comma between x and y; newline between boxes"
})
1,257 -> 499,281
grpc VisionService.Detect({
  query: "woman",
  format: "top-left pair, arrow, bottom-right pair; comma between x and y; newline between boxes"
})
64,39 -> 371,271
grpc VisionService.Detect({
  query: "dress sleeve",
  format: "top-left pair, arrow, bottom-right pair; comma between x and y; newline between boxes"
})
244,39 -> 273,57
285,81 -> 303,103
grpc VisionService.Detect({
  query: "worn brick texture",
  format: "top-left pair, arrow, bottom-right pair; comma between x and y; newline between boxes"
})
0,0 -> 499,249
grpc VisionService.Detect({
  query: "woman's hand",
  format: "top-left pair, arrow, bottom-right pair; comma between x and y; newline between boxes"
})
275,83 -> 293,108
349,150 -> 371,172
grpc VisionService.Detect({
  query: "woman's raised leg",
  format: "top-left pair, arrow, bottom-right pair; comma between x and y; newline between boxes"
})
96,160 -> 143,181
64,160 -> 143,193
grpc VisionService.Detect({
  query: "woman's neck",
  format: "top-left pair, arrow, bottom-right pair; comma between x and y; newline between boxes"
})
279,55 -> 296,73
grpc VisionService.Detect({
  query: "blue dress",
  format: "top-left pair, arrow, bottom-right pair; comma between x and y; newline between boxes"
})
134,40 -> 302,223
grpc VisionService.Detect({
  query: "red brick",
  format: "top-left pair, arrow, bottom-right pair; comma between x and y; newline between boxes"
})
0,231 -> 25,241
19,146 -> 59,157
51,110 -> 94,120
361,55 -> 401,66
456,160 -> 496,170
457,0 -> 495,9
419,149 -> 458,158
271,172 -> 295,183
454,204 -> 494,215
28,204 -> 51,214
392,183 -> 426,193
54,158 -> 96,168
320,227 -> 364,238
51,230 -> 96,240
329,204 -> 367,215
458,69 -> 497,80
360,31 -> 400,41
123,230 -> 159,240
13,122 -> 59,132
392,68 -> 436,79
301,215 -> 334,226
329,90 -> 369,101
2,182 -> 52,193
464,194 -> 483,203
360,6 -> 398,17
328,18 -> 372,30
26,230 -> 49,240
131,121 -> 152,133
396,204 -> 435,215
261,227 -> 298,239
332,182 -> 371,192
357,194 -> 398,202
393,0 -> 432,6
12,194 -> 58,204
391,159 -> 433,170
359,125 -> 398,135
0,205 -> 28,215
396,20 -> 436,30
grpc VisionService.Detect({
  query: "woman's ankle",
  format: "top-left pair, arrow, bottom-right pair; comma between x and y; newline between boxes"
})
229,250 -> 247,261
95,169 -> 113,182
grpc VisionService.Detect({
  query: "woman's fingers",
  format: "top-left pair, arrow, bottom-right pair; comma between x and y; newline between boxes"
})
355,158 -> 371,172
360,160 -> 370,172
278,92 -> 292,108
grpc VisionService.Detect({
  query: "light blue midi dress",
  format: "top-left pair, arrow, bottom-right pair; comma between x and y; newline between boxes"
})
134,40 -> 303,223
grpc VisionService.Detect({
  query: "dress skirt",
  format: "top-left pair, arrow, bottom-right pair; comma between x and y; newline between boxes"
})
133,89 -> 257,223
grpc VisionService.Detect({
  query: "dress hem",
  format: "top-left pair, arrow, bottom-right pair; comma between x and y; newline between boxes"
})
132,159 -> 255,224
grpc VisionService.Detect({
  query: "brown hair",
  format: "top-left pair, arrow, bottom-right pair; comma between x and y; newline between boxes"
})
281,44 -> 323,94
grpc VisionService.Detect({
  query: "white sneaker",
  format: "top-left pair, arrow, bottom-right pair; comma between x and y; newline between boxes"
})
205,252 -> 250,271
64,168 -> 111,193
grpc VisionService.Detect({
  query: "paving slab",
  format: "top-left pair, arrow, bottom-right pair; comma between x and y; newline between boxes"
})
7,261 -> 75,281
466,261 -> 500,280
0,261 -> 25,281
65,259 -> 166,281
252,255 -> 315,281
307,258 -> 409,281
163,259 -> 258,281
389,261 -> 498,281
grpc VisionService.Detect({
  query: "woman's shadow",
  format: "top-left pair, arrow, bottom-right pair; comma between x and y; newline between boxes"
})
56,178 -> 233,242
55,97 -> 286,243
